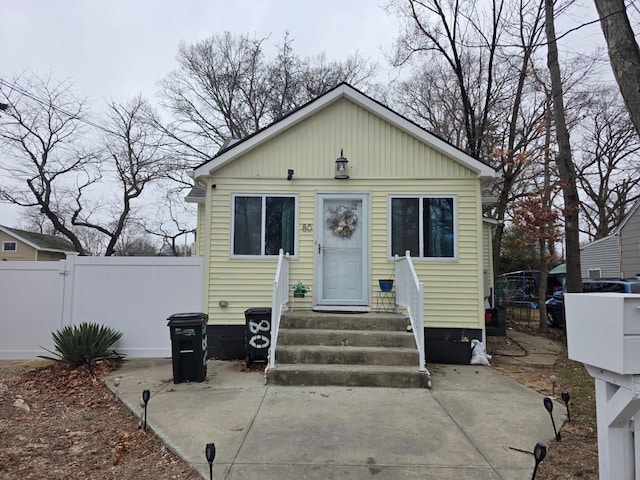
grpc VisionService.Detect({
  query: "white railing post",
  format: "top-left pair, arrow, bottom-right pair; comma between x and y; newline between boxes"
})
269,249 -> 289,369
395,250 -> 427,372
416,281 -> 425,371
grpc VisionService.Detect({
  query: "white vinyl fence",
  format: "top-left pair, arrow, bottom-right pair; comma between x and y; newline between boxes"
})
0,255 -> 204,359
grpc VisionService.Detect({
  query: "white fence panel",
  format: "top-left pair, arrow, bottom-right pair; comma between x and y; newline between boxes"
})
0,261 -> 64,359
0,256 -> 204,359
67,256 -> 205,358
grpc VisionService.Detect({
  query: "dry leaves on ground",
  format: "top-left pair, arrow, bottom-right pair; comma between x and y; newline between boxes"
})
0,360 -> 201,480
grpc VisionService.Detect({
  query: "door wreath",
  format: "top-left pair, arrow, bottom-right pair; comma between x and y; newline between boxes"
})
326,205 -> 358,238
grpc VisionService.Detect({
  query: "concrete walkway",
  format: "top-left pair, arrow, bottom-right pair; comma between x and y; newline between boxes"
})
489,329 -> 566,367
104,334 -> 564,480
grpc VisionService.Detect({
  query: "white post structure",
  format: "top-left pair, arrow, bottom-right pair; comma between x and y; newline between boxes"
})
565,293 -> 640,479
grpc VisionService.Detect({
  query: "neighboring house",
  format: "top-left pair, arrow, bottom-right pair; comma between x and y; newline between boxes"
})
0,225 -> 79,261
581,200 -> 640,280
189,83 -> 497,356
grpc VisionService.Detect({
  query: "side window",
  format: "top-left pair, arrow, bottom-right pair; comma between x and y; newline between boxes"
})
587,268 -> 601,279
2,241 -> 17,252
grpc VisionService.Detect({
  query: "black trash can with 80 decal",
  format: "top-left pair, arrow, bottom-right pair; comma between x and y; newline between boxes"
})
244,308 -> 271,367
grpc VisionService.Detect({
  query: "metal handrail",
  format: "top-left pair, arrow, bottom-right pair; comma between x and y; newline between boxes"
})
395,251 -> 426,372
268,249 -> 290,369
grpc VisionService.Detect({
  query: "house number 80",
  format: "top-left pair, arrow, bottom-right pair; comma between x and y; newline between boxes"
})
302,224 -> 313,232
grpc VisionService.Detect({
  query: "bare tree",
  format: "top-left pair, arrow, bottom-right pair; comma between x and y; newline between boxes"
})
160,32 -> 268,153
594,0 -> 640,138
390,62 -> 469,148
0,74 -> 174,255
389,0 -> 549,279
537,87 -> 557,332
576,87 -> 640,240
389,0 -> 508,158
113,226 -> 159,256
0,73 -> 99,254
545,0 -> 582,292
76,96 -> 172,256
158,32 -> 377,165
140,188 -> 196,256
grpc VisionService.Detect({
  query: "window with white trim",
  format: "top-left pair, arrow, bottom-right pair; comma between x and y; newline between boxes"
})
588,268 -> 602,279
390,195 -> 456,258
2,241 -> 17,252
232,194 -> 296,256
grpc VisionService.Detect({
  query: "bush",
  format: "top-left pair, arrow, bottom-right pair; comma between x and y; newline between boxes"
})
41,322 -> 123,366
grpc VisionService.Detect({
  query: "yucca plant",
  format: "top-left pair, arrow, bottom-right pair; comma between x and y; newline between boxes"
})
40,322 -> 123,366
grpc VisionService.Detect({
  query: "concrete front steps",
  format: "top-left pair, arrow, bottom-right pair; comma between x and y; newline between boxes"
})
266,311 -> 431,388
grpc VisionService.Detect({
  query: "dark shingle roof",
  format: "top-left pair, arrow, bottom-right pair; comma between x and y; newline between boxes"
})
184,185 -> 206,204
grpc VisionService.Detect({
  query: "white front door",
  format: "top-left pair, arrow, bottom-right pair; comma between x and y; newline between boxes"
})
315,193 -> 369,307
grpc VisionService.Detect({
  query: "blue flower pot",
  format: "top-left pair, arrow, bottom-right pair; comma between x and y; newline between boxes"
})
379,279 -> 393,292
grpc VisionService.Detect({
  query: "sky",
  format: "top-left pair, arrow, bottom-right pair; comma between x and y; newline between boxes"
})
0,0 -> 608,229
3,0 -> 400,104
1,0 -> 404,227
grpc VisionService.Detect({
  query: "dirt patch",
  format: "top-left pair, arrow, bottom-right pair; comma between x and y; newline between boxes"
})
0,359 -> 201,480
489,321 -> 598,479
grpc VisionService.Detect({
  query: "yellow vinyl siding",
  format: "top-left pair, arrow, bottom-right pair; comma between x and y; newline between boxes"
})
215,99 -> 474,181
206,179 -> 483,328
483,222 -> 495,298
202,97 -> 485,328
194,205 -> 205,256
206,181 -> 314,324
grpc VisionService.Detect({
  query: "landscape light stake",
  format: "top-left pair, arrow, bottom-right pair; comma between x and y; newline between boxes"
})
205,442 -> 216,480
561,389 -> 571,423
113,377 -> 120,403
142,389 -> 150,431
544,396 -> 561,441
84,355 -> 94,377
550,375 -> 557,398
531,442 -> 547,480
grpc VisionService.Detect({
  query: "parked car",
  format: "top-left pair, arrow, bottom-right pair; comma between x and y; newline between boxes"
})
545,279 -> 640,327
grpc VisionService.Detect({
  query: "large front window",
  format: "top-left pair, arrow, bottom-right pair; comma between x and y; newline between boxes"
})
390,196 -> 455,258
232,195 -> 296,256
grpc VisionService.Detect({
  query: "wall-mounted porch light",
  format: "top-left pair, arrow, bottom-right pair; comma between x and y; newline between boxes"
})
335,149 -> 349,179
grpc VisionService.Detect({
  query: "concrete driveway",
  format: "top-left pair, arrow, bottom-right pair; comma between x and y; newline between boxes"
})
104,356 -> 563,479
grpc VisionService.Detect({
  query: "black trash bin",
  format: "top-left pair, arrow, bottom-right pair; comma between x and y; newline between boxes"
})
167,312 -> 208,383
244,308 -> 271,367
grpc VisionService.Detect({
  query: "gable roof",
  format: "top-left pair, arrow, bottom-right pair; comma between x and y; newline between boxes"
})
193,83 -> 496,182
613,199 -> 640,235
581,199 -> 640,249
0,225 -> 78,254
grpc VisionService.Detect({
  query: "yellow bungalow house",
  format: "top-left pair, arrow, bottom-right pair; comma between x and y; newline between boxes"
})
190,83 -> 497,384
